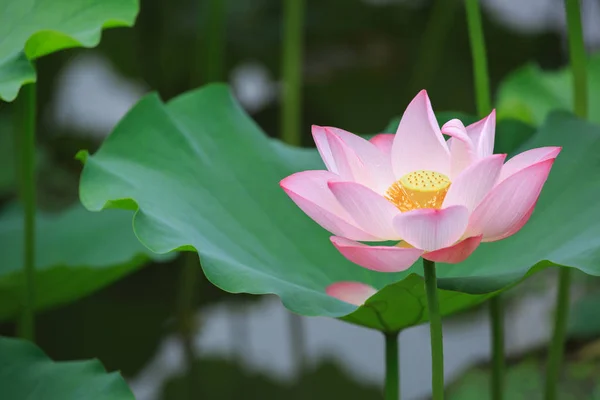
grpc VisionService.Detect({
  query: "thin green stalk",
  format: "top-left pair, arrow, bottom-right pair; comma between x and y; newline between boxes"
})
280,0 -> 307,379
465,2 -> 504,397
545,269 -> 572,400
465,0 -> 492,116
227,303 -> 248,398
177,253 -> 201,399
411,0 -> 460,92
545,2 -> 586,398
384,332 -> 400,400
288,311 -> 307,373
423,259 -> 444,399
490,298 -> 505,400
281,0 -> 305,146
229,304 -> 248,362
203,0 -> 227,84
14,82 -> 37,342
565,0 -> 588,119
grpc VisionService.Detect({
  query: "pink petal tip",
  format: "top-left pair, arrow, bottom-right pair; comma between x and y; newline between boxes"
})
423,235 -> 483,264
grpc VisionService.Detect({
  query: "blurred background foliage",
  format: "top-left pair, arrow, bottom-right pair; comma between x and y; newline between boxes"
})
2,0 -> 600,399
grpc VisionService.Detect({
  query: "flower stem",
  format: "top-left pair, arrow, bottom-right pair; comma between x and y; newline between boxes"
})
203,0 -> 227,84
288,310 -> 307,374
565,0 -> 588,119
281,0 -> 308,378
384,331 -> 400,400
14,82 -> 37,342
465,2 -> 505,397
545,2 -> 586,398
423,259 -> 444,399
490,297 -> 505,400
465,0 -> 492,116
281,0 -> 305,146
411,0 -> 460,92
177,253 -> 201,399
545,268 -> 573,400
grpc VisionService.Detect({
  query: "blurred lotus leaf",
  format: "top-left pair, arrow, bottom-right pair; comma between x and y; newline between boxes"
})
0,203 -> 173,320
0,0 -> 139,101
448,357 -> 600,399
496,54 -> 600,126
0,337 -> 134,399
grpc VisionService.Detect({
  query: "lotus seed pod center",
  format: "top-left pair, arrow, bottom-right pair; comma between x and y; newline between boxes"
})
385,170 -> 451,212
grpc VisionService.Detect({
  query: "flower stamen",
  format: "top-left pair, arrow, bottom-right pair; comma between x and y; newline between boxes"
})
385,170 -> 450,212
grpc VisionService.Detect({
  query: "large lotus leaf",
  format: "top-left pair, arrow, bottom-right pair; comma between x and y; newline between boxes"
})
496,54 -> 600,126
0,0 -> 139,101
78,84 -> 600,332
0,203 -> 172,320
0,337 -> 134,399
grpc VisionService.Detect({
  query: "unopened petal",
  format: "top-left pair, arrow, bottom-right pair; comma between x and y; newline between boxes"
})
466,158 -> 556,242
499,146 -> 561,182
442,119 -> 477,179
443,154 -> 506,212
331,236 -> 423,272
392,205 -> 470,251
280,170 -> 379,241
326,282 -> 378,306
466,110 -> 496,158
329,181 -> 401,240
391,90 -> 450,178
423,235 -> 482,264
442,119 -> 472,143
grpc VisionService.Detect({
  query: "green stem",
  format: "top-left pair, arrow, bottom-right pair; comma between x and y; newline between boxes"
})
14,82 -> 37,342
565,0 -> 588,119
288,311 -> 307,374
177,253 -> 201,399
281,0 -> 305,146
545,268 -> 573,400
423,259 -> 444,399
545,2 -> 586,397
202,0 -> 227,84
229,303 -> 248,362
384,332 -> 400,400
490,297 -> 505,400
465,2 -> 504,397
280,0 -> 307,379
465,0 -> 492,116
410,0 -> 460,92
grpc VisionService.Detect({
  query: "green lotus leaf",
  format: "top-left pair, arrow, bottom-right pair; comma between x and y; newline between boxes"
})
0,0 -> 139,101
0,203 -> 173,320
496,54 -> 600,126
78,84 -> 600,332
0,337 -> 134,399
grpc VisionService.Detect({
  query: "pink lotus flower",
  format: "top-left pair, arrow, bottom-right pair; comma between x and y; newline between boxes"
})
280,90 -> 560,306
